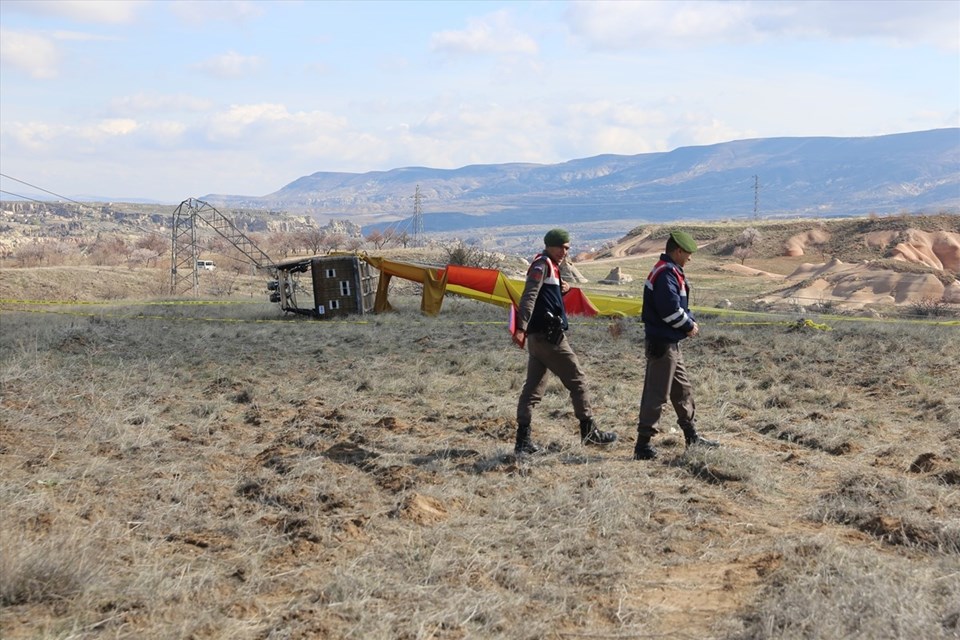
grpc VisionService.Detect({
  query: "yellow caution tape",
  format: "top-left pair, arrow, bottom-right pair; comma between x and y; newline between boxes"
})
0,298 -> 262,306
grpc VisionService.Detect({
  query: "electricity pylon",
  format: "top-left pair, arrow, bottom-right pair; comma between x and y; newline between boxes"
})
170,198 -> 276,296
412,185 -> 424,246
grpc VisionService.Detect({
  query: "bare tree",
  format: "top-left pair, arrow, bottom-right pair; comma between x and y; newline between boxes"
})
266,231 -> 296,258
739,227 -> 762,247
733,245 -> 753,265
299,228 -> 327,254
15,241 -> 48,267
203,235 -> 230,254
128,247 -> 161,268
366,230 -> 389,249
321,233 -> 347,253
732,227 -> 762,265
136,233 -> 168,256
44,241 -> 77,266
87,235 -> 130,266
444,241 -> 503,269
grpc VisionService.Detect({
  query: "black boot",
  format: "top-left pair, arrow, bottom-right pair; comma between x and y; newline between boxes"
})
580,418 -> 617,446
683,428 -> 719,449
515,422 -> 542,456
633,434 -> 658,460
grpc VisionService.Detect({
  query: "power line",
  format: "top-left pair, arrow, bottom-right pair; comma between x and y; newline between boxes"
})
0,189 -> 49,204
0,172 -> 155,234
0,173 -> 89,207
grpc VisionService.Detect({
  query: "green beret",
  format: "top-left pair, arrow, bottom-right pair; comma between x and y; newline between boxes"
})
544,228 -> 570,247
670,230 -> 698,253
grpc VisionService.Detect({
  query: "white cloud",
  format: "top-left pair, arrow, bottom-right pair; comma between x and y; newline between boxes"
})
188,104 -> 398,186
566,0 -> 960,51
108,92 -> 214,115
0,27 -> 120,79
49,29 -> 120,43
205,103 -> 292,141
431,10 -> 539,56
408,99 -> 757,165
3,121 -> 63,150
192,51 -> 264,79
93,118 -> 138,136
556,102 -> 667,157
565,0 -> 754,49
681,117 -> 753,147
567,101 -> 667,129
4,103 -> 352,163
203,103 -> 347,145
1,0 -> 141,24
764,1 -> 960,51
168,0 -> 264,26
381,102 -> 559,168
139,121 -> 189,147
3,117 -> 139,153
0,30 -> 61,79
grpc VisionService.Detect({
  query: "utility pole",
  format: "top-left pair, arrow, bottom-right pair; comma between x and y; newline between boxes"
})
412,185 -> 424,246
753,175 -> 760,219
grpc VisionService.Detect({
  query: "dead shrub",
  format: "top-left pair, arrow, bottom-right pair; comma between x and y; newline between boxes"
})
0,530 -> 100,606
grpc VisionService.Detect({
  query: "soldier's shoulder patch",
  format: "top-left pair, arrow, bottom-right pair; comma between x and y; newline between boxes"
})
528,264 -> 544,281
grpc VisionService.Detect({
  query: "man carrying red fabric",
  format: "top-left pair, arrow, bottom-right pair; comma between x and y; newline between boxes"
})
512,228 -> 617,456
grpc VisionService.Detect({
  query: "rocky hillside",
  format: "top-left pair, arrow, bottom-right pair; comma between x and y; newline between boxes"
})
587,214 -> 960,311
201,129 -> 960,229
595,214 -> 959,265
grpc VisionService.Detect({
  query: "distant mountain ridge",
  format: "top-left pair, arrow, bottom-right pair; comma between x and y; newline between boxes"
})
203,128 -> 960,231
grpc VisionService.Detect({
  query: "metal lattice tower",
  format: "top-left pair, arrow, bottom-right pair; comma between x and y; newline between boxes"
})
753,175 -> 760,219
170,198 -> 276,296
412,185 -> 424,246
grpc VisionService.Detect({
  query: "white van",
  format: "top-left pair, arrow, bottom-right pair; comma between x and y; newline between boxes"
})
197,260 -> 216,271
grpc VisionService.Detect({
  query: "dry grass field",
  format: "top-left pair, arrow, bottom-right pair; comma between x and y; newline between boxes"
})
1,218 -> 959,639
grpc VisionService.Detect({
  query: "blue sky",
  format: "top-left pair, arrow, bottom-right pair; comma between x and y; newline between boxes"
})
1,0 -> 958,203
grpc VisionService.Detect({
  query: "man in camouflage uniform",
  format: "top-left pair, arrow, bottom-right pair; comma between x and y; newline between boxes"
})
512,228 -> 617,455
634,230 -> 719,460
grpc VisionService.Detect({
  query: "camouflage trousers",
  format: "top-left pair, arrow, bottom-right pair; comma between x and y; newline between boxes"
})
637,339 -> 696,438
517,332 -> 592,426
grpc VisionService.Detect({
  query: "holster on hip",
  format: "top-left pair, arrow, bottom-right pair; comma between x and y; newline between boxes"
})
645,339 -> 669,359
544,311 -> 564,345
